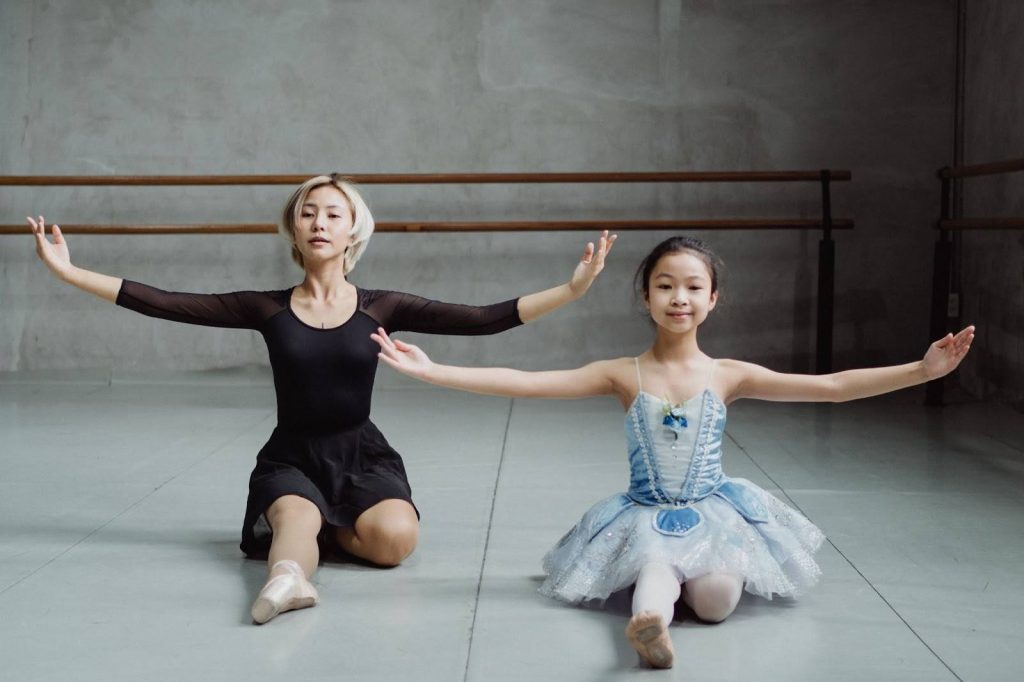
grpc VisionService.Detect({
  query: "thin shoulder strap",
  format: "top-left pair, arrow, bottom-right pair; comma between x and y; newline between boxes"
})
704,358 -> 717,390
633,357 -> 643,394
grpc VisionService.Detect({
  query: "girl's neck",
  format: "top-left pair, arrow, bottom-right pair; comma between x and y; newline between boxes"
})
298,261 -> 352,301
649,330 -> 703,364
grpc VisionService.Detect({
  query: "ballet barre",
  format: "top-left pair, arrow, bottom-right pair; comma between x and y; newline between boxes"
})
927,157 -> 1024,405
1,170 -> 853,372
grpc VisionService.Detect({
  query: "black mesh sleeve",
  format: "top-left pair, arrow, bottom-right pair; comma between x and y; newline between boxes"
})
360,289 -> 523,335
116,280 -> 285,330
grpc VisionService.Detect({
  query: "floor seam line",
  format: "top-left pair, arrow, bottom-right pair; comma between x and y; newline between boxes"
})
0,410 -> 272,599
463,397 -> 514,682
726,430 -> 965,682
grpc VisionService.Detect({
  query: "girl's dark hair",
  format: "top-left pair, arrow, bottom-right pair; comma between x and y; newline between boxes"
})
633,236 -> 721,299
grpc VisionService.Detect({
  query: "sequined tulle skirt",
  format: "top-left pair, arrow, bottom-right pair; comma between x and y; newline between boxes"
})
540,478 -> 825,604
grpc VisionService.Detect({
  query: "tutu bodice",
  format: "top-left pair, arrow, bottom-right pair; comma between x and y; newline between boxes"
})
626,389 -> 726,505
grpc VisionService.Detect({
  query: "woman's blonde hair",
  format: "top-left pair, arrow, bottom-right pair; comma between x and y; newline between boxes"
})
279,174 -> 374,274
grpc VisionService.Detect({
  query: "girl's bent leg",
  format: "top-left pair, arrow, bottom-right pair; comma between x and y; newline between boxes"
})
335,499 -> 419,567
682,572 -> 743,623
252,495 -> 323,624
626,563 -> 680,669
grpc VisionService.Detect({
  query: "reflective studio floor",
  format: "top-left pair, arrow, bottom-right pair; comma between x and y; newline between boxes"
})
1,369 -> 1022,682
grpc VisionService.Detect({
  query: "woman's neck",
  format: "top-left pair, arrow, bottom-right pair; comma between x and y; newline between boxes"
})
298,261 -> 352,301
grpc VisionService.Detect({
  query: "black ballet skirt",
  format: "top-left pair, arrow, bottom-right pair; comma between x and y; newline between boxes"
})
116,280 -> 521,556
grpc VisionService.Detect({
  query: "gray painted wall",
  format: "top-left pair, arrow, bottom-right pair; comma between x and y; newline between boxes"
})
961,0 -> 1024,408
2,1 -> 955,381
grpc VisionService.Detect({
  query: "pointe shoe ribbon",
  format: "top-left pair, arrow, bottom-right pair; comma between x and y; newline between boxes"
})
251,560 -> 320,624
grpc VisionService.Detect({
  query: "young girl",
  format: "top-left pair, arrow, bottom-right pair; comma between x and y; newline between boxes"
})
371,236 -> 974,669
26,174 -> 616,625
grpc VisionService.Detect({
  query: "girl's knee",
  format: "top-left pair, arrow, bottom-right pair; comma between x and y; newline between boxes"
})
686,573 -> 742,623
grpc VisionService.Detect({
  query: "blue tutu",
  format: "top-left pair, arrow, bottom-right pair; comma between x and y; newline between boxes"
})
540,366 -> 824,605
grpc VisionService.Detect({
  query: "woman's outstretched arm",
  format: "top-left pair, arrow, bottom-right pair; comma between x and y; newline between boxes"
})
29,216 -> 121,302
370,231 -> 618,336
722,326 -> 975,403
371,327 -> 618,399
515,230 -> 617,323
28,215 -> 270,329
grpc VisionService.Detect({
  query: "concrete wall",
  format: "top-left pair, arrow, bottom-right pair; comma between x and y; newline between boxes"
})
1,1 -> 955,378
960,0 -> 1024,408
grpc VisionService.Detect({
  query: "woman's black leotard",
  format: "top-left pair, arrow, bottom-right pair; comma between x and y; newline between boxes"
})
116,280 -> 522,556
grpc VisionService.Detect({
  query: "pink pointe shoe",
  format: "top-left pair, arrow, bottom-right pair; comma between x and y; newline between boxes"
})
251,560 -> 320,624
626,610 -> 675,669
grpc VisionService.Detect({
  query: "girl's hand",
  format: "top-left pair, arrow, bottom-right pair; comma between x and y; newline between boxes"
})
371,327 -> 436,380
27,215 -> 72,279
922,325 -> 975,380
568,230 -> 617,297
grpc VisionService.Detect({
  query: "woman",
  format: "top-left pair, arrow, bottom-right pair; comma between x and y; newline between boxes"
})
27,174 -> 616,624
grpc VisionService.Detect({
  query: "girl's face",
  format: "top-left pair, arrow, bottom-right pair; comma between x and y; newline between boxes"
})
644,251 -> 718,334
293,185 -> 354,266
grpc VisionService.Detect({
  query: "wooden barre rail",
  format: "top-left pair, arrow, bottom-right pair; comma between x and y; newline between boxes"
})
4,168 -> 850,374
937,217 -> 1024,231
0,171 -> 852,186
0,219 -> 854,235
938,158 -> 1024,179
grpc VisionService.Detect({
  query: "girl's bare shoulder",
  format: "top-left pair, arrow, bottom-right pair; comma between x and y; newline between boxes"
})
710,357 -> 760,404
590,356 -> 643,402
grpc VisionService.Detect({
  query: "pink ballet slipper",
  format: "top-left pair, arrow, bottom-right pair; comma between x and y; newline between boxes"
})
626,610 -> 675,669
251,560 -> 319,624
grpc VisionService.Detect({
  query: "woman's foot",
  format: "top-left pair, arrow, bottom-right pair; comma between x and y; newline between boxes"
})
251,560 -> 319,624
626,610 -> 675,669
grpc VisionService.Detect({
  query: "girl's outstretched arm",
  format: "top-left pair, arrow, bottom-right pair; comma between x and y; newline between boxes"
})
372,328 -> 618,399
515,230 -> 617,323
28,216 -> 121,302
724,326 -> 975,403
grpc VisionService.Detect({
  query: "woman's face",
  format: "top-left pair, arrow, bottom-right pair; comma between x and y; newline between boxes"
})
293,184 -> 354,267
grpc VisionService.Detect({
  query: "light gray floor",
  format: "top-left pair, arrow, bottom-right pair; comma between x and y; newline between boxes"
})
2,369 -> 1022,681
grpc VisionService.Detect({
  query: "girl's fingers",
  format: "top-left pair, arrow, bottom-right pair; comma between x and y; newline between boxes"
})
371,332 -> 398,359
377,353 -> 400,370
581,242 -> 594,264
52,225 -> 64,243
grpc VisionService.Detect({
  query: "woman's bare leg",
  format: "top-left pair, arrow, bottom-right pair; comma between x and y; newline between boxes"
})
265,495 -> 322,578
335,499 -> 419,567
251,495 -> 323,624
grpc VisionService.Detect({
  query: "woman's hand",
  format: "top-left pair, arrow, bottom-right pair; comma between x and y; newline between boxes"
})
27,215 -> 72,279
922,325 -> 975,380
371,327 -> 436,380
568,230 -> 617,298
